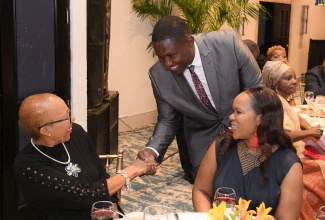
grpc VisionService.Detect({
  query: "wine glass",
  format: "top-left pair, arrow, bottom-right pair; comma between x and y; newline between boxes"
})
143,205 -> 172,220
304,91 -> 314,113
91,201 -> 115,220
317,206 -> 325,220
315,95 -> 325,118
214,187 -> 236,210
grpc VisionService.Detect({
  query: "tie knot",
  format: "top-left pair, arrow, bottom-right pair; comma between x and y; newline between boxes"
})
188,65 -> 195,74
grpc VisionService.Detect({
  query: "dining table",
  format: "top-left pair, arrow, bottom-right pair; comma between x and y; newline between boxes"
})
294,105 -> 325,220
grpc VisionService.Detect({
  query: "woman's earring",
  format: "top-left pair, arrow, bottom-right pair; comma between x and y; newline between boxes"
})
275,86 -> 279,93
251,131 -> 259,148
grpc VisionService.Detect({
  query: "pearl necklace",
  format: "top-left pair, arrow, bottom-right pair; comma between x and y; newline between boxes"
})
31,138 -> 81,177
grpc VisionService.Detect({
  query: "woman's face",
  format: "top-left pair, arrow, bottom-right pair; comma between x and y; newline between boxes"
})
276,68 -> 297,97
41,97 -> 75,144
229,92 -> 261,145
270,49 -> 287,61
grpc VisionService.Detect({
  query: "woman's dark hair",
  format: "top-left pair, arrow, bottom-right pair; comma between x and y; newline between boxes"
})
220,86 -> 295,183
152,16 -> 190,42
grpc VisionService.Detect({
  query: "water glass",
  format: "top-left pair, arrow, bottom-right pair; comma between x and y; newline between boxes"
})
305,91 -> 314,113
143,205 -> 172,220
214,187 -> 236,210
317,206 -> 325,220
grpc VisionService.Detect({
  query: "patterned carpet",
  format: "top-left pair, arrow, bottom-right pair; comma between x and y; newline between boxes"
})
111,124 -> 194,214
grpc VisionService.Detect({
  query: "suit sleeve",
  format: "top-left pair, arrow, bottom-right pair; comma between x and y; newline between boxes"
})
146,72 -> 181,156
232,32 -> 262,89
305,69 -> 323,96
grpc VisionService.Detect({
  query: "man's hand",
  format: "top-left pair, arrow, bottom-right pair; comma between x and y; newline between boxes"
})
137,148 -> 157,164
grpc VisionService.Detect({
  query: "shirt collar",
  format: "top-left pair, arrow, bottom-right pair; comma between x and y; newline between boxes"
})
190,41 -> 202,68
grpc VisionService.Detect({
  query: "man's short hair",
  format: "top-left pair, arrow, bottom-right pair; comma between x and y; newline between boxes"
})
152,16 -> 190,42
243,39 -> 260,57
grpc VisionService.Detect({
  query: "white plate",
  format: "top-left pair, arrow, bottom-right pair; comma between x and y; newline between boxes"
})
176,212 -> 208,220
123,212 -> 143,220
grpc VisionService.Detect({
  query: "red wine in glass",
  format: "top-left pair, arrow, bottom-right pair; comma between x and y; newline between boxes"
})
91,209 -> 114,220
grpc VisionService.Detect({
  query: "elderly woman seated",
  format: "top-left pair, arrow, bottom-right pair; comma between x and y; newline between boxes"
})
13,93 -> 157,219
262,61 -> 325,220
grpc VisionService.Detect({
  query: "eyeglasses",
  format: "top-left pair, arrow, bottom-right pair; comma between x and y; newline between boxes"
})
38,112 -> 72,130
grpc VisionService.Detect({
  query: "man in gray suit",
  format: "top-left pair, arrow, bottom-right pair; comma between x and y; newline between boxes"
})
138,16 -> 262,175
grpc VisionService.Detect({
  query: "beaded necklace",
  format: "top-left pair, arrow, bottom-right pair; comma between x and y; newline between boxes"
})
31,138 -> 81,177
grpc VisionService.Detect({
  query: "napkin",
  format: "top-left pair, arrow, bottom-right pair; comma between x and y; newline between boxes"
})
303,145 -> 325,160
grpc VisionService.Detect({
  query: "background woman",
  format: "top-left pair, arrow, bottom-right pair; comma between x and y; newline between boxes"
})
262,61 -> 325,219
262,60 -> 323,157
267,45 -> 287,62
14,93 -> 156,220
192,86 -> 303,219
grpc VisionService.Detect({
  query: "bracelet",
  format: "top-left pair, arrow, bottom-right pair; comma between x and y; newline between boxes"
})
117,170 -> 131,190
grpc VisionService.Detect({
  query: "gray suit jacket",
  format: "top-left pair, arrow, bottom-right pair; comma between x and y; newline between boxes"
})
146,30 -> 262,170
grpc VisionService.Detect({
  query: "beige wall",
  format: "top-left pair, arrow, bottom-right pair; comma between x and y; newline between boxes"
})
70,0 -> 325,132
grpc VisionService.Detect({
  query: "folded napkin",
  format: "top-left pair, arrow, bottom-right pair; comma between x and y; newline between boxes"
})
303,145 -> 325,160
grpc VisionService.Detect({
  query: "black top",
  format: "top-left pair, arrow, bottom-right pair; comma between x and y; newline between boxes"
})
14,123 -> 118,220
213,140 -> 301,214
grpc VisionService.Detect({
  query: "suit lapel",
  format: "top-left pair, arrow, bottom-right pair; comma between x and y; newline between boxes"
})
195,37 -> 221,115
172,74 -> 211,114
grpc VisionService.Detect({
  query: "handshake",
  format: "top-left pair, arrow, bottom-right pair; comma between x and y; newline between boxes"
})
131,148 -> 158,176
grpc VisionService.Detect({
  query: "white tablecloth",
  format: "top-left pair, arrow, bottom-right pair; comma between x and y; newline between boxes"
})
297,107 -> 325,152
117,212 -> 209,220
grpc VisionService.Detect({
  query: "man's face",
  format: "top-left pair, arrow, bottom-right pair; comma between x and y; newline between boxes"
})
153,36 -> 195,76
322,59 -> 325,74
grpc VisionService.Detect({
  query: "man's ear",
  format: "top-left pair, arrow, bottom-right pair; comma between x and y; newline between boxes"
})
186,35 -> 194,46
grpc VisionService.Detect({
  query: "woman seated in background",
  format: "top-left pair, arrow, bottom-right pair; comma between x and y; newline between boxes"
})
192,86 -> 303,219
266,45 -> 298,106
262,60 -> 323,157
14,93 -> 157,220
267,45 -> 287,62
262,61 -> 325,220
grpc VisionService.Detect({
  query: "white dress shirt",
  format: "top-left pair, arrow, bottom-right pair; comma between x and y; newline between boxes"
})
184,42 -> 216,108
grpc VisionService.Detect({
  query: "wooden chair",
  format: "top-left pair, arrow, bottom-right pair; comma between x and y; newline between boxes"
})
296,73 -> 306,104
98,149 -> 124,203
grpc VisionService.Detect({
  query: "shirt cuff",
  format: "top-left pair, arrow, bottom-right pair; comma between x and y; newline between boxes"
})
146,147 -> 159,157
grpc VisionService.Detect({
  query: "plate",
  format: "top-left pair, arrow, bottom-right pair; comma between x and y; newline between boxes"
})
177,212 -> 209,220
122,212 -> 143,220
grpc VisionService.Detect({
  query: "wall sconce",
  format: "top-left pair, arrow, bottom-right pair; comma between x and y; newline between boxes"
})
300,5 -> 309,35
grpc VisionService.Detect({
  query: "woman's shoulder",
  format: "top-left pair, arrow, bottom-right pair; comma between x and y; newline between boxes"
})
272,147 -> 301,166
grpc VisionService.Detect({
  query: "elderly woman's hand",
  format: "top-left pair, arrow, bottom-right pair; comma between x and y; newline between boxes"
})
308,125 -> 323,139
131,158 -> 157,176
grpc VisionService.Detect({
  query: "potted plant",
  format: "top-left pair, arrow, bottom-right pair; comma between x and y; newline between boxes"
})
131,0 -> 270,53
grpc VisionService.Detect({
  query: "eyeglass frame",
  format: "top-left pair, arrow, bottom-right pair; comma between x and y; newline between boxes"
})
38,112 -> 71,130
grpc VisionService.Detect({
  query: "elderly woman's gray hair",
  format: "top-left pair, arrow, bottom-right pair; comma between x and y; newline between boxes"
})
262,61 -> 293,90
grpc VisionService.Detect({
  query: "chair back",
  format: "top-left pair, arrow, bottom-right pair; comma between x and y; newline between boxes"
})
99,149 -> 124,203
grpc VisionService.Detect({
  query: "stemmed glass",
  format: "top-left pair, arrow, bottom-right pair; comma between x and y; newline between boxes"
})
143,205 -> 172,220
91,201 -> 124,220
214,187 -> 236,210
91,201 -> 115,220
304,91 -> 314,113
317,206 -> 325,220
315,95 -> 325,118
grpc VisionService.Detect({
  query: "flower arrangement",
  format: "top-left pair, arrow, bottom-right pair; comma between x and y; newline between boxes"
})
208,198 -> 274,220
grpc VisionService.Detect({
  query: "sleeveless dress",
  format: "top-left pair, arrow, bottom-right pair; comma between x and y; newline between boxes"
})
212,140 -> 301,214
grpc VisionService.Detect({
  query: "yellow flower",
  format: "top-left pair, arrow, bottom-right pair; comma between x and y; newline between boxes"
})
208,201 -> 226,220
255,202 -> 274,220
235,198 -> 256,219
